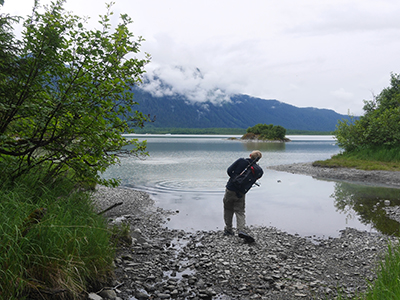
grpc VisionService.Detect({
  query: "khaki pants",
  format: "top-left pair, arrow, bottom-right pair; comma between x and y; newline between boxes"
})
223,188 -> 246,232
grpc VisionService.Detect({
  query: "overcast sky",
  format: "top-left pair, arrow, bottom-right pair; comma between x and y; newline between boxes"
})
3,0 -> 400,115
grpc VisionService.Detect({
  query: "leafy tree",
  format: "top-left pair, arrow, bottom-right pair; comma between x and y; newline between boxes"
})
0,0 -> 151,185
246,123 -> 287,140
270,125 -> 286,140
247,124 -> 272,135
335,73 -> 400,152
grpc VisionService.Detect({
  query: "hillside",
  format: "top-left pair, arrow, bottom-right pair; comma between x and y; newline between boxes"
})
132,88 -> 352,131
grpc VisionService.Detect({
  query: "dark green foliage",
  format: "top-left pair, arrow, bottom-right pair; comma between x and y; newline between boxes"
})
247,123 -> 287,140
0,1 -> 150,185
335,73 -> 400,153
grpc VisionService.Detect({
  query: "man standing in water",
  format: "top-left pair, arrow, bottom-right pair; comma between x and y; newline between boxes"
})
223,150 -> 263,243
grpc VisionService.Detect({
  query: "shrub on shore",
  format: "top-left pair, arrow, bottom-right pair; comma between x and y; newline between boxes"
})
335,73 -> 400,153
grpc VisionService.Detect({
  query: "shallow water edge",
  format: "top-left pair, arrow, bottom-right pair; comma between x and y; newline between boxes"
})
92,183 -> 398,300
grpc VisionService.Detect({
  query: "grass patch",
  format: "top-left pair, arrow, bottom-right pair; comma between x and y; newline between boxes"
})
110,222 -> 133,246
313,145 -> 400,171
362,242 -> 400,300
337,243 -> 400,300
0,171 -> 114,299
313,155 -> 400,171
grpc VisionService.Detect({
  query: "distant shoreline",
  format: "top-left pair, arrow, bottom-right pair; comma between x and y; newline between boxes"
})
229,137 -> 291,143
267,162 -> 400,188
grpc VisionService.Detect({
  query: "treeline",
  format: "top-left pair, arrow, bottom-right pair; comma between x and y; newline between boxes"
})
134,127 -> 247,135
287,129 -> 333,135
134,127 -> 333,135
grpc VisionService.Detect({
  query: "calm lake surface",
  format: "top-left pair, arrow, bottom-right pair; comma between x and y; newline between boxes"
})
102,135 -> 400,238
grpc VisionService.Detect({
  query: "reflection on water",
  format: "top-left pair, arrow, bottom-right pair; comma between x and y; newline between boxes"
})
241,141 -> 286,152
331,182 -> 400,236
102,135 -> 400,238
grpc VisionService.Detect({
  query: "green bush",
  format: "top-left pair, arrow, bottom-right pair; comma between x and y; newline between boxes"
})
335,73 -> 400,152
246,123 -> 287,140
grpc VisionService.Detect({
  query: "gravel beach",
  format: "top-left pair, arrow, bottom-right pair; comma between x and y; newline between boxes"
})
90,164 -> 400,300
268,162 -> 400,188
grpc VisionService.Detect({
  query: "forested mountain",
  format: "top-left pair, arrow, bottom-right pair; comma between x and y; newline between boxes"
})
132,88 -> 352,131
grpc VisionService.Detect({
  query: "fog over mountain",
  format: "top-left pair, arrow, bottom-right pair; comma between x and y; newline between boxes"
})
141,66 -> 232,105
5,0 -> 399,116
133,72 -> 353,131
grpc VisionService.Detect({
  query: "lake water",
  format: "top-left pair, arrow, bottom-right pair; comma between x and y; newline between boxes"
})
102,135 -> 400,238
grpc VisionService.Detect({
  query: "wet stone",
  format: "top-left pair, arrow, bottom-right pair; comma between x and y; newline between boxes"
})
93,184 -> 398,300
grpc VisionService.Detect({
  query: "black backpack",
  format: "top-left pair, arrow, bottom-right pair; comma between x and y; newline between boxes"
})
232,159 -> 263,194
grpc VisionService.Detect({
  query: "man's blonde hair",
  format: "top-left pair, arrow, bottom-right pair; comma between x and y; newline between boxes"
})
250,150 -> 262,160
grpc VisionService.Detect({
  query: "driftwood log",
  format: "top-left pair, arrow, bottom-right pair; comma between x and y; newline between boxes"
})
97,202 -> 123,215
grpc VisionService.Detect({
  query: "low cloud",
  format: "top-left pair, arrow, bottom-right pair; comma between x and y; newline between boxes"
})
141,65 -> 232,105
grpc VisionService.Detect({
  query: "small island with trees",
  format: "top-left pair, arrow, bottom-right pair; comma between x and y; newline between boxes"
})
239,123 -> 291,142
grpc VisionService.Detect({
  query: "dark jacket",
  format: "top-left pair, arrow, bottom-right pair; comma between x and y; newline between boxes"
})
226,158 -> 263,193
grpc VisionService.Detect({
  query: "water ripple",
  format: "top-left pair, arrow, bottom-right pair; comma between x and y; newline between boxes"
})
126,179 -> 224,196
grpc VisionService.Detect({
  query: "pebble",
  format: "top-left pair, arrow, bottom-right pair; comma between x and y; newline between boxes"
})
91,167 -> 400,300
88,293 -> 103,300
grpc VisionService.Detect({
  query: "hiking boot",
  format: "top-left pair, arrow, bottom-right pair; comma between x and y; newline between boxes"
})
238,231 -> 255,243
224,229 -> 235,236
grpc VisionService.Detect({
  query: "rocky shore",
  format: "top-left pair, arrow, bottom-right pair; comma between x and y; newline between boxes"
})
267,162 -> 400,188
90,164 -> 400,300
